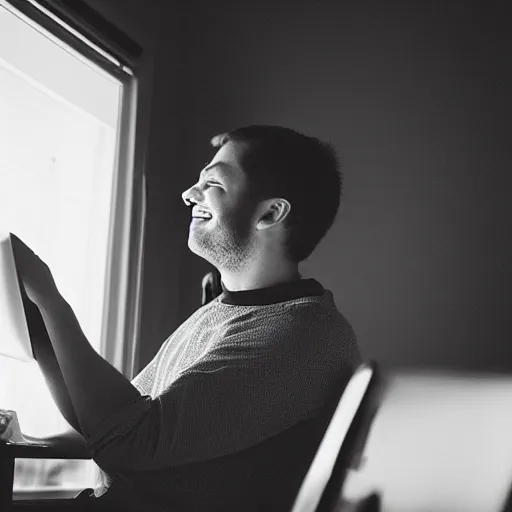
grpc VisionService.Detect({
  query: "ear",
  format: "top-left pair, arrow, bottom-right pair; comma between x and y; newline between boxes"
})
256,199 -> 291,231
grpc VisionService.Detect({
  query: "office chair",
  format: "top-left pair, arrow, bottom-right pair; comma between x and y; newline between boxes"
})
291,361 -> 384,512
201,269 -> 223,306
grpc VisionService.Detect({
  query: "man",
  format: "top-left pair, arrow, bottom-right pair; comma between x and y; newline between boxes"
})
8,126 -> 361,511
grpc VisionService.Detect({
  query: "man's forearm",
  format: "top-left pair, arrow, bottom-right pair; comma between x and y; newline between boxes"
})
24,429 -> 91,458
25,299 -> 82,433
37,293 -> 140,437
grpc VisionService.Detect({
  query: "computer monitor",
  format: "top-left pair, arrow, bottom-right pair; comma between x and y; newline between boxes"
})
343,370 -> 512,512
0,231 -> 34,362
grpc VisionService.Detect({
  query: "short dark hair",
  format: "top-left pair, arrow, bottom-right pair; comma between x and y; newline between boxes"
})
210,125 -> 342,263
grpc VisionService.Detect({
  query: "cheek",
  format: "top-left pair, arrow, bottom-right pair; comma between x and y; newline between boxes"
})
230,212 -> 257,238
223,204 -> 251,226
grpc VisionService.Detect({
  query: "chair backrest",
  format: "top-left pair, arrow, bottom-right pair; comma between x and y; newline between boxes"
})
291,362 -> 383,512
201,270 -> 223,306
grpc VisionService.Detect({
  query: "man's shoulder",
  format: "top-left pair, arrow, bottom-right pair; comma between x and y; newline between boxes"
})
214,293 -> 355,347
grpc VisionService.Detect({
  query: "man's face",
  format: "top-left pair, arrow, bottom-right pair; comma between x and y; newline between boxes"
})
181,141 -> 261,271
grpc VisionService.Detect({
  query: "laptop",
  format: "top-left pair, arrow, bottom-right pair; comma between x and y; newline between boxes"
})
0,231 -> 34,362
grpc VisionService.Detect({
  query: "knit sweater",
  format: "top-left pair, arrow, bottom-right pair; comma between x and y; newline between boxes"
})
85,278 -> 361,511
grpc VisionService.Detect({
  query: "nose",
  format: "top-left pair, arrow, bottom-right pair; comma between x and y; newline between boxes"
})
181,182 -> 202,207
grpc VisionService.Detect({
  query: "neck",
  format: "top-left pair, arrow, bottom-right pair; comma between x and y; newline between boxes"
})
219,261 -> 301,292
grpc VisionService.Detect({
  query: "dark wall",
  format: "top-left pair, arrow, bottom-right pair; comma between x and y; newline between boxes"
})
85,0 -> 511,374
80,0 -> 187,370
167,0 -> 512,373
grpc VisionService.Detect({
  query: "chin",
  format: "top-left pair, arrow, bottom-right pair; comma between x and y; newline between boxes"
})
187,239 -> 201,257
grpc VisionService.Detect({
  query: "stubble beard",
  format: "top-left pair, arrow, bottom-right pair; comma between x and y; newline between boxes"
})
189,217 -> 258,273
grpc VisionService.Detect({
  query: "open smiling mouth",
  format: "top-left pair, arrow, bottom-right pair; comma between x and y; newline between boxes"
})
191,208 -> 212,225
191,214 -> 212,225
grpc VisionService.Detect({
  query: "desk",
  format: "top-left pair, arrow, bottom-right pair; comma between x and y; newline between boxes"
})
0,440 -> 91,511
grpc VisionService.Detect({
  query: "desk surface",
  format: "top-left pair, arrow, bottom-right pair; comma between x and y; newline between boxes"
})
0,441 -> 91,459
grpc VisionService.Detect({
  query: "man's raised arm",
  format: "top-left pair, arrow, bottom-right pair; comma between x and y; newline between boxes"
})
11,234 -> 141,439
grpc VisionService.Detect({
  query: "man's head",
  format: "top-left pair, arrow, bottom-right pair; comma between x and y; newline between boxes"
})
181,126 -> 342,286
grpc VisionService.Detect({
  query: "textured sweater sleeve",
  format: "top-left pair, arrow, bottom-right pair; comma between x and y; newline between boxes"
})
131,357 -> 158,396
85,304 -> 359,473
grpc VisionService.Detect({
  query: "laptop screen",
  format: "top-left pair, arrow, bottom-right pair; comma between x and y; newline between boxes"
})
0,231 -> 34,362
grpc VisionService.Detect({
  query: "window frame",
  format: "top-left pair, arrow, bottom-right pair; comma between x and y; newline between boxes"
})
2,0 -> 147,379
1,0 -> 151,500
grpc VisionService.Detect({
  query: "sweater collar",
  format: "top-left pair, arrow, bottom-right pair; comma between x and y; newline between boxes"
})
219,277 -> 324,306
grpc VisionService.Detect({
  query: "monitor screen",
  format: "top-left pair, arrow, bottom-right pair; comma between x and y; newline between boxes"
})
343,370 -> 512,512
0,231 -> 34,362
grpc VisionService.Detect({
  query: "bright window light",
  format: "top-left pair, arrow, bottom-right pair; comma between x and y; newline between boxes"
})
0,2 -> 124,495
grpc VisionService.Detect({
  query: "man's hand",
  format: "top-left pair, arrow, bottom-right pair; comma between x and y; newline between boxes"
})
0,409 -> 28,444
10,233 -> 60,307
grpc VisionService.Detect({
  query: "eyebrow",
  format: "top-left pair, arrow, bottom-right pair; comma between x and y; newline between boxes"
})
199,163 -> 227,179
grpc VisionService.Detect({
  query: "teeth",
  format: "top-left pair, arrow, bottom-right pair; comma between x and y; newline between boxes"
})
192,209 -> 212,219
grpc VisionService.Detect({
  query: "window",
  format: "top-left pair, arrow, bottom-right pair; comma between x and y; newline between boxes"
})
0,0 -> 145,499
